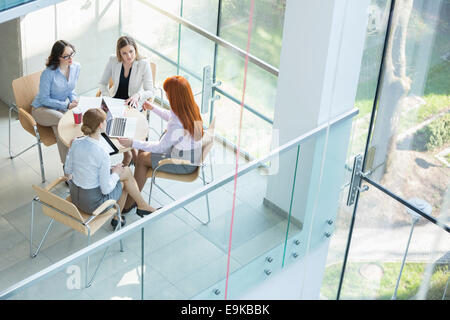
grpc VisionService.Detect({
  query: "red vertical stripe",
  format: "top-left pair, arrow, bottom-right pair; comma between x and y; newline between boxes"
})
224,0 -> 255,300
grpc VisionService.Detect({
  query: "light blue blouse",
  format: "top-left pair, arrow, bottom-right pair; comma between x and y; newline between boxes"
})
64,136 -> 119,195
31,62 -> 81,111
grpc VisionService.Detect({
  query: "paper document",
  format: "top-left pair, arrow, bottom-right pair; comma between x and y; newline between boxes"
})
77,96 -> 103,114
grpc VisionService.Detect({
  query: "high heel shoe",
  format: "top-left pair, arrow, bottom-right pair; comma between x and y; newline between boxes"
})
136,207 -> 162,218
111,216 -> 126,228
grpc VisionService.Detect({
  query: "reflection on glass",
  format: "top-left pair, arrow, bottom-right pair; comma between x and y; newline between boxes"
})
220,0 -> 286,68
122,0 -> 180,62
321,0 -> 393,300
328,0 -> 449,300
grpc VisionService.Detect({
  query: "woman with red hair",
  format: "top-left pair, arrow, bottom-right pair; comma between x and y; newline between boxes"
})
118,75 -> 203,215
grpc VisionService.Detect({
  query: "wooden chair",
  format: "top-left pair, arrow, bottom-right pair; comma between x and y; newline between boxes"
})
146,118 -> 216,225
31,176 -> 124,288
9,71 -> 57,183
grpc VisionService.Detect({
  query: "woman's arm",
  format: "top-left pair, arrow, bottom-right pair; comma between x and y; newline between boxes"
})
131,121 -> 183,154
38,71 -> 69,111
143,101 -> 171,121
68,63 -> 81,102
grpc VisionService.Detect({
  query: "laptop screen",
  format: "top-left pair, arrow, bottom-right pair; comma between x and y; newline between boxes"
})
101,99 -> 113,122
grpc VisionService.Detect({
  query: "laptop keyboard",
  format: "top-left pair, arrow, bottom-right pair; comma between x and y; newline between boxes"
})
109,117 -> 127,136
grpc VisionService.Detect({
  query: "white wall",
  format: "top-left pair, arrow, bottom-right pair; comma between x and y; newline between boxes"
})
0,0 -> 121,105
244,0 -> 370,299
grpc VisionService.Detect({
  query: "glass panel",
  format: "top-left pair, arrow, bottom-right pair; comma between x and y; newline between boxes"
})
332,185 -> 449,300
182,0 -> 219,34
215,44 -> 277,123
321,0 -> 392,299
368,0 -> 449,190
213,92 -> 273,159
179,25 -> 215,94
219,0 -> 286,68
122,0 -> 181,63
412,220 -> 450,300
5,232 -> 141,300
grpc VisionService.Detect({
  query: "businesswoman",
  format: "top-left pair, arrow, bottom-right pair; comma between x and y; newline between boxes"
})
118,75 -> 203,215
99,35 -> 155,165
64,108 -> 157,227
31,40 -> 80,165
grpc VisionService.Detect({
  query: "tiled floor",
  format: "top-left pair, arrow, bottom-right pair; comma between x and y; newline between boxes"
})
0,100 -> 299,300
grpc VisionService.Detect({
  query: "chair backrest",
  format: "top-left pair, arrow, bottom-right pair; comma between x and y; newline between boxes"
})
32,184 -> 85,223
201,117 -> 216,162
12,70 -> 42,114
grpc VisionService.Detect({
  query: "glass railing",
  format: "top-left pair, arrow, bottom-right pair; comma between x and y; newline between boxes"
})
332,183 -> 450,300
121,0 -> 281,159
0,108 -> 358,300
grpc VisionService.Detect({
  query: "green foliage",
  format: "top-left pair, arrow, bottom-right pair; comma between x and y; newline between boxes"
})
321,262 -> 450,300
413,113 -> 450,151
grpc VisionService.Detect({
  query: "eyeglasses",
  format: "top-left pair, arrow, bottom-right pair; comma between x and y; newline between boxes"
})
61,51 -> 76,60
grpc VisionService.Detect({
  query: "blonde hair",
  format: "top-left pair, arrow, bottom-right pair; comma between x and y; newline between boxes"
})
81,108 -> 106,135
116,36 -> 141,62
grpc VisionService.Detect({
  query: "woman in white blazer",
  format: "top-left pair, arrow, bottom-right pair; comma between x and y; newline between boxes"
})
99,35 -> 155,165
99,35 -> 154,109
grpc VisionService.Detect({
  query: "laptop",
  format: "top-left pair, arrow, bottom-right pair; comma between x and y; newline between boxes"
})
101,98 -> 137,138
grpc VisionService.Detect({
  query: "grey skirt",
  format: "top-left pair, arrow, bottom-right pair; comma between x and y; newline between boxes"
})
68,180 -> 122,214
151,152 -> 198,175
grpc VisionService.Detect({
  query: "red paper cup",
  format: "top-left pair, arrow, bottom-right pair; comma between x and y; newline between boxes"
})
73,108 -> 82,124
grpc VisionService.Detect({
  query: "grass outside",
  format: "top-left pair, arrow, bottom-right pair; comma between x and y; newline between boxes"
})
321,262 -> 449,300
445,152 -> 450,163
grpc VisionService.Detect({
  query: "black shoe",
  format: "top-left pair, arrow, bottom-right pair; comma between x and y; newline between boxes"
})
122,203 -> 137,214
111,216 -> 126,228
136,207 -> 162,218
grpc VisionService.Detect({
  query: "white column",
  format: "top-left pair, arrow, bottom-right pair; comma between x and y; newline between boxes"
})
0,18 -> 22,105
244,0 -> 370,299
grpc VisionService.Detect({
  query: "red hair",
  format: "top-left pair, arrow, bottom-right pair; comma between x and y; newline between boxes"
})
163,76 -> 203,140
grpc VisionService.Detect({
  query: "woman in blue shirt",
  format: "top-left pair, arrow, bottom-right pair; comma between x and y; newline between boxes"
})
31,40 -> 81,165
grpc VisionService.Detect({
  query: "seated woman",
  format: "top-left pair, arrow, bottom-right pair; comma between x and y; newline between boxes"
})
118,75 -> 203,215
99,35 -> 155,166
64,108 -> 157,227
31,40 -> 80,166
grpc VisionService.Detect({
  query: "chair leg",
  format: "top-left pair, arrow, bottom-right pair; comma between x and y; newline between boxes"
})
30,202 -> 54,259
153,181 -> 210,225
34,126 -> 46,183
148,176 -> 156,205
201,166 -> 211,225
85,204 -> 124,288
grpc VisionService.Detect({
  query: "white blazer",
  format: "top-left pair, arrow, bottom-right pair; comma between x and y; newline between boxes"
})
99,55 -> 154,107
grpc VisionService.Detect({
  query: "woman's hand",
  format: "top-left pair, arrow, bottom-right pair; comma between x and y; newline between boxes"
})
125,94 -> 140,109
111,163 -> 125,176
142,100 -> 154,111
68,100 -> 78,110
118,137 -> 133,148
